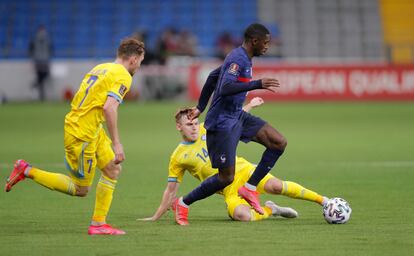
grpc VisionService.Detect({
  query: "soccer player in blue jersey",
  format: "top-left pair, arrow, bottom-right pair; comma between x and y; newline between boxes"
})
173,23 -> 284,225
139,98 -> 329,224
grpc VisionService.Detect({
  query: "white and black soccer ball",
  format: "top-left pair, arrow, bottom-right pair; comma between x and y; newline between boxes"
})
323,197 -> 352,224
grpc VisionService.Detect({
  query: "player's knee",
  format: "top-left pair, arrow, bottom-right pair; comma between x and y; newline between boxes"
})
265,179 -> 283,194
233,209 -> 251,221
219,173 -> 234,186
75,186 -> 90,197
280,136 -> 288,150
103,164 -> 122,180
271,136 -> 287,151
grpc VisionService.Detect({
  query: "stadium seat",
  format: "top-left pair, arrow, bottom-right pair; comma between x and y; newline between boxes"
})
1,0 -> 258,58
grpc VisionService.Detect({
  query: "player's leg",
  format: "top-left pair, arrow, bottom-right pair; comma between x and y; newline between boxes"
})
232,204 -> 272,221
224,171 -> 272,222
88,130 -> 125,235
175,167 -> 236,225
5,159 -> 78,195
228,167 -> 296,221
238,113 -> 286,214
181,166 -> 235,206
5,133 -> 91,196
228,197 -> 293,221
91,161 -> 120,226
263,177 -> 328,206
174,129 -> 239,225
248,123 -> 287,188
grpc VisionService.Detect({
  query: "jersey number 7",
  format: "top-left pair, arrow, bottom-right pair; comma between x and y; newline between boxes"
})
78,75 -> 98,108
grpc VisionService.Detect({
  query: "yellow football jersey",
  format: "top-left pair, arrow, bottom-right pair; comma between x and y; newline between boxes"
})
65,63 -> 132,141
168,123 -> 254,183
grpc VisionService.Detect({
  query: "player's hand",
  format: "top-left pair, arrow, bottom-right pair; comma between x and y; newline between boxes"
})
112,142 -> 125,164
187,107 -> 201,120
137,217 -> 156,221
249,97 -> 264,108
261,78 -> 280,93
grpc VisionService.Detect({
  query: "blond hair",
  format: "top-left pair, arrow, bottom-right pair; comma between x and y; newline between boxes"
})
175,107 -> 193,123
117,38 -> 145,59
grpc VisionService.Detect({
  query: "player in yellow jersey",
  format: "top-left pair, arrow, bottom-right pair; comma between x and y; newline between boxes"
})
5,38 -> 145,235
140,98 -> 329,224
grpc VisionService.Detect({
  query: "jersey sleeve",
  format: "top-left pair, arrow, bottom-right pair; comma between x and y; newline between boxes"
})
108,72 -> 132,104
196,66 -> 221,113
218,58 -> 261,96
222,57 -> 247,83
168,153 -> 185,183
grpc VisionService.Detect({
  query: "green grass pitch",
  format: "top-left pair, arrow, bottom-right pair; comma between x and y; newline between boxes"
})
1,101 -> 413,256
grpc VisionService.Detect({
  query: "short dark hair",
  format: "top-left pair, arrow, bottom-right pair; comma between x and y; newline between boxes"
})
117,38 -> 145,59
244,23 -> 270,41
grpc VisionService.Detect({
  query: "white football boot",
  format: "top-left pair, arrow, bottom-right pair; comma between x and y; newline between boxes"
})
265,200 -> 298,218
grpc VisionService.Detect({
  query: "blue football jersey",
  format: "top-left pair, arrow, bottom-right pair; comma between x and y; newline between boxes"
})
205,46 -> 253,131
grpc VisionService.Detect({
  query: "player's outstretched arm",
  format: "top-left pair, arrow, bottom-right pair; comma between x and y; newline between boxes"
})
242,97 -> 264,112
103,96 -> 125,164
261,78 -> 280,93
188,66 -> 221,120
138,182 -> 179,221
220,78 -> 280,96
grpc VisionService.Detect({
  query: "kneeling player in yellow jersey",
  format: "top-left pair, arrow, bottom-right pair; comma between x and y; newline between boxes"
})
140,98 -> 328,224
5,38 -> 145,235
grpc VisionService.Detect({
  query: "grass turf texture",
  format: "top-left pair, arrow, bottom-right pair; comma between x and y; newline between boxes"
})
0,101 -> 413,256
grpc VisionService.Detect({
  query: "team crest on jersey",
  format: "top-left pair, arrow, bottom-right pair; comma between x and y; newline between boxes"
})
228,63 -> 239,75
201,134 -> 206,141
119,84 -> 127,96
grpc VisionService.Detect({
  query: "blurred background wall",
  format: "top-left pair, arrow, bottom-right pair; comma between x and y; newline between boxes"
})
0,0 -> 413,102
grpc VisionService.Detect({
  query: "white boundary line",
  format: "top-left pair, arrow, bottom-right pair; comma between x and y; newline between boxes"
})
319,161 -> 414,168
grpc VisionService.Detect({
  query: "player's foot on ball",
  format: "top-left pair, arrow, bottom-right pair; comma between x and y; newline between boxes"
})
322,196 -> 330,207
88,224 -> 126,235
173,197 -> 189,226
5,159 -> 30,192
265,200 -> 298,218
238,186 -> 264,215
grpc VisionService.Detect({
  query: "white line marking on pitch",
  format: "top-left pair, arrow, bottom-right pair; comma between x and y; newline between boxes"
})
319,161 -> 414,168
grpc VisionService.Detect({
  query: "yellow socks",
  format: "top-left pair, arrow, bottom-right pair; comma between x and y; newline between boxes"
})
27,167 -> 76,196
250,207 -> 272,221
92,175 -> 117,223
281,181 -> 324,205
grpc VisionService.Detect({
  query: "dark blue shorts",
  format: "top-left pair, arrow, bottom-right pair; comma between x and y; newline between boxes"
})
207,112 -> 266,169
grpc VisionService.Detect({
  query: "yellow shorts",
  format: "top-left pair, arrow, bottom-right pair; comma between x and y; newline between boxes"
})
64,129 -> 114,187
223,164 -> 274,219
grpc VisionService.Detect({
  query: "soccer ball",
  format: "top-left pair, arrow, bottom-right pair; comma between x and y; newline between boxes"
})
323,197 -> 352,224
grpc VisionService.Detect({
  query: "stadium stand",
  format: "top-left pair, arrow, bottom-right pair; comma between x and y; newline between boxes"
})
258,0 -> 384,61
0,0 -> 257,58
2,0 -> 405,62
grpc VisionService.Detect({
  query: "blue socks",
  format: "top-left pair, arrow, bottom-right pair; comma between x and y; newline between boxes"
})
183,174 -> 227,206
247,148 -> 284,186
